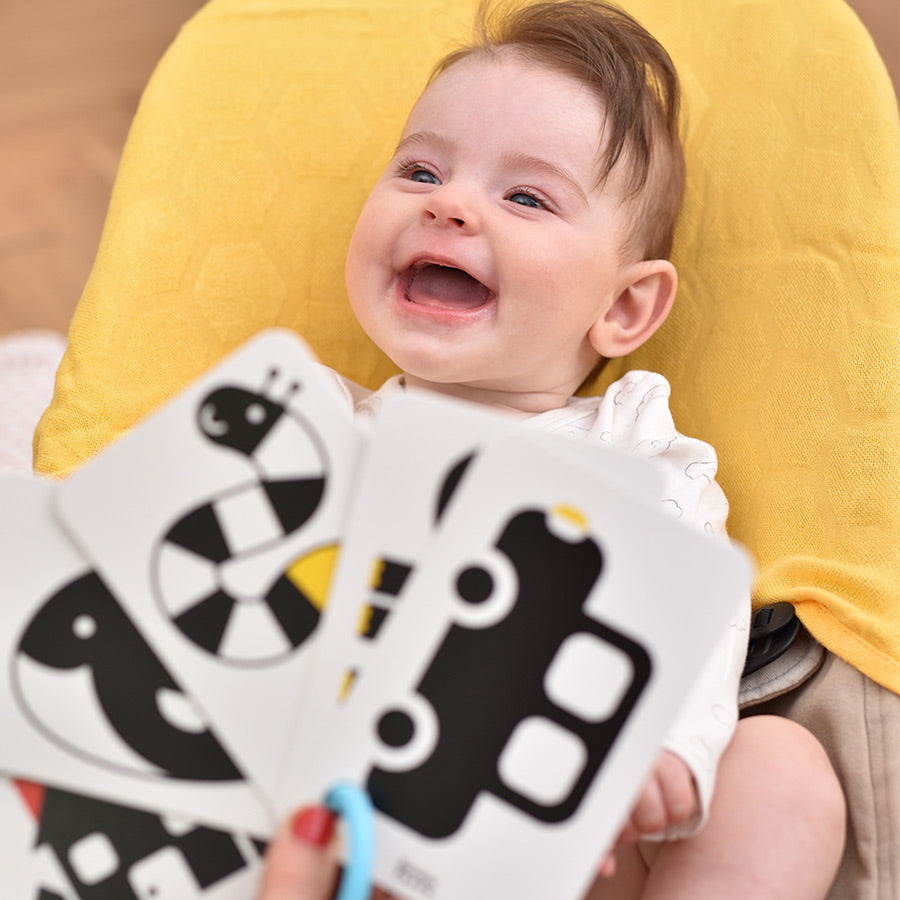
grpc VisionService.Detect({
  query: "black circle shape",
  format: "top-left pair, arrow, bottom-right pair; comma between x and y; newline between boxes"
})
456,566 -> 494,604
377,709 -> 415,748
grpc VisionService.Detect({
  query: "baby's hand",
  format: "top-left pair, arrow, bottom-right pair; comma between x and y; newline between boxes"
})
598,750 -> 698,877
623,749 -> 698,839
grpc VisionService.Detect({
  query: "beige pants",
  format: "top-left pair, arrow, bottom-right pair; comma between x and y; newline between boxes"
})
746,651 -> 900,900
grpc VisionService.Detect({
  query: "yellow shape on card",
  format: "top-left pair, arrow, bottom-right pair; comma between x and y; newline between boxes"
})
285,543 -> 340,612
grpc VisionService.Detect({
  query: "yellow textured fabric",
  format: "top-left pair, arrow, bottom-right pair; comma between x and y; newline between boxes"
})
34,0 -> 900,693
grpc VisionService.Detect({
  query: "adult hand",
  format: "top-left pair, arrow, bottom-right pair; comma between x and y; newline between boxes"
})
256,806 -> 339,900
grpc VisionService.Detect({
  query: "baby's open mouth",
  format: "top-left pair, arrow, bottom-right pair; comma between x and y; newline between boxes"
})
403,262 -> 492,311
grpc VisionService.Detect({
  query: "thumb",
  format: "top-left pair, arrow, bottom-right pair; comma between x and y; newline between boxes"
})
257,806 -> 339,900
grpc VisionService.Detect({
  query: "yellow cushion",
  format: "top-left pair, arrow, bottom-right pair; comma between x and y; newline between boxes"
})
34,0 -> 900,693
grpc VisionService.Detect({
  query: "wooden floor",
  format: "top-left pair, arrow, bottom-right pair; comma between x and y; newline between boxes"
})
0,0 -> 207,336
1,0 -> 898,339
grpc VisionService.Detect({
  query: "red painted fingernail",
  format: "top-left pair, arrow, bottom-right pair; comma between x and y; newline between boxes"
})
291,805 -> 336,846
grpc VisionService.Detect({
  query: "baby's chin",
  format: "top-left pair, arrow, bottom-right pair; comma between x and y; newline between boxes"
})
374,338 -> 485,389
397,371 -> 567,416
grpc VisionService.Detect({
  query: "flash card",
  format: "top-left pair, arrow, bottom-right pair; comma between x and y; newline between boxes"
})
21,782 -> 264,900
291,437 -> 751,900
0,778 -> 76,899
278,390 -> 662,809
0,477 -> 273,837
55,330 -> 362,806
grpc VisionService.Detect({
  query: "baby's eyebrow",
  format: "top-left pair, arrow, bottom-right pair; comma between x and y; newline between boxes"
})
394,130 -> 452,156
502,152 -> 589,207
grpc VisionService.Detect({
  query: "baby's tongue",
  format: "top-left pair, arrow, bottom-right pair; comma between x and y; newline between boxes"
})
406,264 -> 489,310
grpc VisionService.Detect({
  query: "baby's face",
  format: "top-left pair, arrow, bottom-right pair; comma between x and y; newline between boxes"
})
345,52 -> 636,409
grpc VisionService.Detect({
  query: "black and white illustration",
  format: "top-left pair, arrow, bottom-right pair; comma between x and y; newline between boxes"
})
54,330 -> 362,806
0,778 -> 75,899
367,506 -> 652,839
0,478 -> 272,837
33,785 -> 263,900
151,376 -> 333,665
15,570 -> 242,784
0,778 -> 263,900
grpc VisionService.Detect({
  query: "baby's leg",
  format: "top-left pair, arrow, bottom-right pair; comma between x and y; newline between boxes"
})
583,715 -> 846,900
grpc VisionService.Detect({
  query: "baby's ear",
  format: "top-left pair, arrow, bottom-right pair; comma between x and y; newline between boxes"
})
589,259 -> 677,359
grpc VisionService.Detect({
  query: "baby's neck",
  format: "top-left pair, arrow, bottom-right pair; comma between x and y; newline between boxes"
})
401,374 -> 574,418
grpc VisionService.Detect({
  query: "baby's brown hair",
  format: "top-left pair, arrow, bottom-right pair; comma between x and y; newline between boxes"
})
432,0 -> 685,261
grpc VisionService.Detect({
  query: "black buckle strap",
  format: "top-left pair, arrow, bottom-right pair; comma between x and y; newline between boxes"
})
742,602 -> 801,677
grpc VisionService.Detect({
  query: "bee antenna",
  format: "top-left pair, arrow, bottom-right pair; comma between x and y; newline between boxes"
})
261,368 -> 280,392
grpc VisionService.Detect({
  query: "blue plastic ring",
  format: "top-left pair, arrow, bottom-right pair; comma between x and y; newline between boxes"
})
325,781 -> 375,900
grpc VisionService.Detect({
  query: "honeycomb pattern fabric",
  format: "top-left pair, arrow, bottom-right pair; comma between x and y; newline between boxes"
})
33,0 -> 900,694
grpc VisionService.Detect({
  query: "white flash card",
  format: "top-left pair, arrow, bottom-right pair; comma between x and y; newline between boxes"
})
277,389 -> 662,810
19,781 -> 266,900
0,477 -> 273,837
54,330 -> 362,807
291,437 -> 751,900
6,785 -> 264,900
0,778 -> 76,899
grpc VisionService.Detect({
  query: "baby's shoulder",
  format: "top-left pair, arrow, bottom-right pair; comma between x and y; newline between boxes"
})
581,370 -> 683,452
578,370 -> 673,421
601,370 -> 672,408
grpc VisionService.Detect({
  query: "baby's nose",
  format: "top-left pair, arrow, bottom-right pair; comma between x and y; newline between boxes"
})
422,185 -> 478,231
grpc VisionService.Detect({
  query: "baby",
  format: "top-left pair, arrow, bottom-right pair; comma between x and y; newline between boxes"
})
266,1 -> 846,897
344,1 -> 681,417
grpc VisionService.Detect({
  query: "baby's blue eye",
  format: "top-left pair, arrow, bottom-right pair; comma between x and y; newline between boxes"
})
509,191 -> 543,209
408,169 -> 440,185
